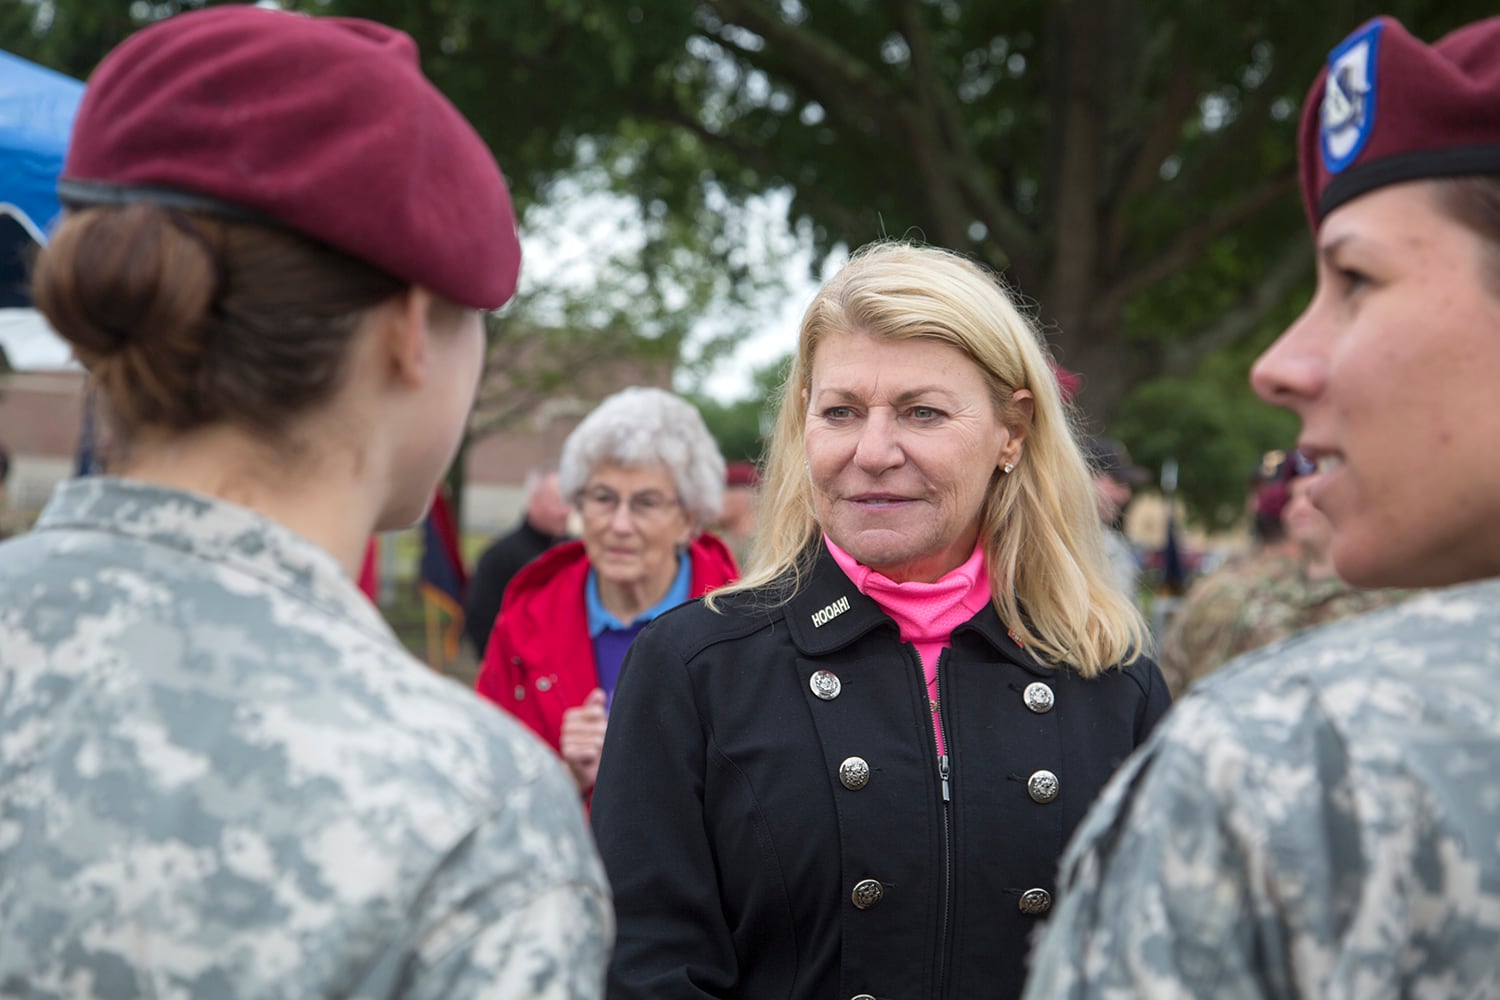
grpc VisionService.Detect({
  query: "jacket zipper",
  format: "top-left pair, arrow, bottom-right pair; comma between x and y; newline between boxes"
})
929,650 -> 955,999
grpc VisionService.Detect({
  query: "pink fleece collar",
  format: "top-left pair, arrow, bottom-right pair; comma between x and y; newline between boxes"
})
823,536 -> 992,645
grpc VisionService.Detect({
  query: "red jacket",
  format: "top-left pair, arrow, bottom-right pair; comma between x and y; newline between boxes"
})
474,534 -> 738,754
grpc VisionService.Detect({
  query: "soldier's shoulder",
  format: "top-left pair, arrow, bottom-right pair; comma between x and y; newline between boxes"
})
1179,580 -> 1500,736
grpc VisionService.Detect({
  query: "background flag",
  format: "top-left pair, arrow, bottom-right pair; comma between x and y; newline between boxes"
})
420,487 -> 468,668
357,536 -> 380,604
73,388 -> 101,476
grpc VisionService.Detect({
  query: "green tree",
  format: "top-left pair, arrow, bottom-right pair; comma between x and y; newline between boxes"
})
687,352 -> 789,463
308,0 -> 1488,524
10,0 -> 1490,525
309,0 -> 1485,415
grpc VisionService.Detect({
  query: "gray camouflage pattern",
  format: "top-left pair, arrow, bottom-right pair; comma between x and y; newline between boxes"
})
0,477 -> 611,999
1025,577 -> 1500,999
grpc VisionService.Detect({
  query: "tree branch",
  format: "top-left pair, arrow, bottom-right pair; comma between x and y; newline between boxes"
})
1162,235 -> 1312,375
885,0 -> 969,248
1170,57 -> 1299,209
889,0 -> 1038,266
705,0 -> 900,141
1103,46 -> 1199,265
629,94 -> 877,241
1093,169 -> 1298,320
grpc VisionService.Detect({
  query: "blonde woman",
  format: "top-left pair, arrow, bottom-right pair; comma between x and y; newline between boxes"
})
590,241 -> 1169,1000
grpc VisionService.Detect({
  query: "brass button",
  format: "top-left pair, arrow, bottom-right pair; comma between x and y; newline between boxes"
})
809,670 -> 842,701
1023,681 -> 1054,714
1027,769 -> 1059,804
850,879 -> 884,909
839,756 -> 870,790
1018,888 -> 1052,915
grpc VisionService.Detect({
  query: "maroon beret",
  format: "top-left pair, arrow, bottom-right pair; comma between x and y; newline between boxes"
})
1299,15 -> 1500,226
725,460 -> 761,488
61,6 -> 519,310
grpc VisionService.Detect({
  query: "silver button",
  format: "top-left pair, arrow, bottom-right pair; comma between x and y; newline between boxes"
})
1023,681 -> 1054,714
535,676 -> 552,692
850,995 -> 877,1000
1027,769 -> 1059,804
850,879 -> 884,909
839,756 -> 870,790
1019,887 -> 1051,914
513,684 -> 525,701
809,670 -> 842,701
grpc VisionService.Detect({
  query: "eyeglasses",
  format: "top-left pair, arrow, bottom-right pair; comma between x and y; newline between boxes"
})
576,486 -> 682,522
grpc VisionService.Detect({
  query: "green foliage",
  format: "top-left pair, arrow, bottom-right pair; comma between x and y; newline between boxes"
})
1114,374 -> 1299,532
687,352 -> 789,463
9,0 -> 1495,515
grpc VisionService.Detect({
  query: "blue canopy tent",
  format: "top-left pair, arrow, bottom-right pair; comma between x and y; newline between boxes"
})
0,49 -> 84,308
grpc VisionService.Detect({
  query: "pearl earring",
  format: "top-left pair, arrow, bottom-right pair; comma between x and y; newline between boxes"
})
1003,463 -> 1015,475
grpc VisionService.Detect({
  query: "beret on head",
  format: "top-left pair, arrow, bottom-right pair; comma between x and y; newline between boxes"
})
61,6 -> 519,310
1300,15 -> 1500,226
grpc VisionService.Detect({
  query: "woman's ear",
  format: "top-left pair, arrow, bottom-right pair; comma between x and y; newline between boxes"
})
1002,388 -> 1035,467
1010,388 -> 1036,431
382,286 -> 436,388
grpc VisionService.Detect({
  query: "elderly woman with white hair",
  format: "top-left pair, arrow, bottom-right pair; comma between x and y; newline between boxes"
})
476,386 -> 738,796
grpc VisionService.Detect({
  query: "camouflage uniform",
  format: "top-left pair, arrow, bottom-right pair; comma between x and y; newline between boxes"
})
1024,579 -> 1500,999
1159,549 -> 1412,696
0,477 -> 612,999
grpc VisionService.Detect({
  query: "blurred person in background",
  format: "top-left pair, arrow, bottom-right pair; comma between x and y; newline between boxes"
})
714,458 -> 761,568
1247,447 -> 1300,553
1160,449 -> 1412,694
463,460 -> 571,655
1027,15 -> 1500,997
1085,436 -> 1147,600
591,242 -> 1169,1000
475,386 -> 738,797
0,8 -> 610,997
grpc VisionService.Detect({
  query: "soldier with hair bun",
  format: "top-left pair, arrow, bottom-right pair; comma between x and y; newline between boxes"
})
1027,15 -> 1500,998
0,7 -> 610,997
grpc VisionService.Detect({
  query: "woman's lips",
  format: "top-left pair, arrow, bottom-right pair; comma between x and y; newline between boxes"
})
847,494 -> 915,509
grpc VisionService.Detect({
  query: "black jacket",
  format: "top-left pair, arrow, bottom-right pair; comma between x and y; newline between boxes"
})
591,547 -> 1171,1000
461,518 -> 559,655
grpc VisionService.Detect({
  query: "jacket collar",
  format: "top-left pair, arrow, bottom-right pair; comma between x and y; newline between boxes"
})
783,543 -> 1049,674
783,544 -> 898,655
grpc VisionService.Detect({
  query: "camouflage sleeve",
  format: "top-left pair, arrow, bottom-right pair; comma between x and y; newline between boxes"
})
1022,691 -> 1317,999
404,882 -> 612,1000
361,750 -> 613,999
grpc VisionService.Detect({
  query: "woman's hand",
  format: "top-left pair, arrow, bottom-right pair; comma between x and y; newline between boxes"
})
560,688 -> 609,793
